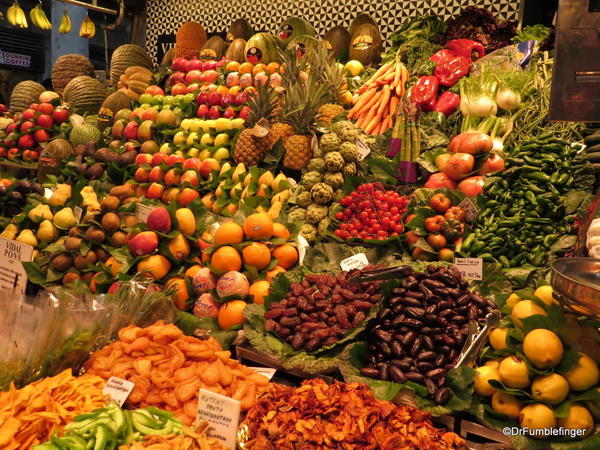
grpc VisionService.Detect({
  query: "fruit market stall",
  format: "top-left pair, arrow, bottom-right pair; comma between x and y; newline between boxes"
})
2,1 -> 600,449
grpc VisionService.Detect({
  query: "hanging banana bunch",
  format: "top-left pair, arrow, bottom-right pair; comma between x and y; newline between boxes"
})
79,15 -> 95,39
58,10 -> 72,34
7,1 -> 27,28
30,3 -> 52,30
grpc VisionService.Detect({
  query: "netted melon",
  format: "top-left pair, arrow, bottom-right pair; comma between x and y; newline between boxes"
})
51,54 -> 95,96
10,81 -> 45,113
63,76 -> 107,115
110,44 -> 153,87
175,22 -> 207,59
70,123 -> 101,146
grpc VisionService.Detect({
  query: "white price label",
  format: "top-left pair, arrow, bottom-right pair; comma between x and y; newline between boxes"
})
453,258 -> 483,281
0,237 -> 33,295
297,234 -> 309,267
196,389 -> 240,449
135,204 -> 154,222
102,376 -> 135,407
43,188 -> 54,199
249,367 -> 276,380
356,139 -> 371,161
457,198 -> 479,222
73,206 -> 83,223
340,253 -> 369,271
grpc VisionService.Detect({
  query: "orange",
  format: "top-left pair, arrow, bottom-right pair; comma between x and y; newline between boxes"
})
214,222 -> 244,246
166,277 -> 190,310
272,223 -> 290,240
271,244 -> 299,269
242,242 -> 271,270
266,62 -> 280,74
216,85 -> 230,96
248,280 -> 270,305
185,264 -> 203,279
226,61 -> 240,72
104,256 -> 122,277
137,254 -> 172,280
252,63 -> 267,76
218,300 -> 247,330
239,62 -> 254,74
243,213 -> 273,240
266,265 -> 286,281
211,246 -> 242,272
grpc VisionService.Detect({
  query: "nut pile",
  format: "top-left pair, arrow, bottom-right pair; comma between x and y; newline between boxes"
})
264,268 -> 382,353
361,265 -> 497,404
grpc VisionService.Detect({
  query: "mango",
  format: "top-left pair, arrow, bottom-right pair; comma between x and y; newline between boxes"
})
128,231 -> 159,256
175,208 -> 196,235
168,233 -> 190,261
137,254 -> 171,279
146,207 -> 172,233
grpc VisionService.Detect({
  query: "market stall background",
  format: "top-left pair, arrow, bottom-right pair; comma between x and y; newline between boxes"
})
145,0 -> 521,63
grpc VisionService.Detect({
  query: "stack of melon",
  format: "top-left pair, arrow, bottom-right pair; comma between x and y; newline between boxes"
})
109,44 -> 153,87
117,67 -> 154,101
63,76 -> 107,114
10,80 -> 45,113
51,54 -> 96,96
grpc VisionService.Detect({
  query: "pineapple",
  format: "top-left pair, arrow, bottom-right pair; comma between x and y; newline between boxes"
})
316,48 -> 347,125
233,82 -> 275,167
281,79 -> 327,170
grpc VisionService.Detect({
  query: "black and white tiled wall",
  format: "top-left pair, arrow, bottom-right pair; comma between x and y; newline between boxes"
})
146,0 -> 520,64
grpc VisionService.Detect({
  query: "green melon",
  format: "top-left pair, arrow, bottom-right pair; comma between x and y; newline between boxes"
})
110,44 -> 153,87
278,17 -> 316,47
286,35 -> 320,59
322,26 -> 351,61
225,38 -> 247,63
349,23 -> 383,66
10,80 -> 45,113
42,138 -> 73,160
70,123 -> 101,146
245,33 -> 282,64
63,76 -> 107,115
349,14 -> 377,37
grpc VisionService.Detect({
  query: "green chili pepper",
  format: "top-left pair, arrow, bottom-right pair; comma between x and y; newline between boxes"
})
461,233 -> 475,251
526,171 -> 551,183
543,234 -> 559,247
556,173 -> 570,186
532,250 -> 545,266
498,255 -> 511,267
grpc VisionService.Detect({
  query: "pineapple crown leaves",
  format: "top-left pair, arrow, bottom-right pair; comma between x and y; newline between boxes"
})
283,77 -> 328,134
244,81 -> 276,127
309,44 -> 347,104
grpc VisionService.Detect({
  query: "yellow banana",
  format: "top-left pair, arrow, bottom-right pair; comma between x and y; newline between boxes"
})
7,3 -> 17,26
36,5 -> 52,30
59,10 -> 71,34
79,15 -> 95,38
15,2 -> 27,28
29,5 -> 40,28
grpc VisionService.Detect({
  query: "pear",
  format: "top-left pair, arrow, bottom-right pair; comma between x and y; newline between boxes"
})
215,181 -> 226,198
268,201 -> 282,219
232,163 -> 246,183
15,229 -> 38,247
219,162 -> 232,175
258,170 -> 274,187
49,184 -> 71,207
0,224 -> 19,240
53,207 -> 77,229
28,204 -> 53,223
271,173 -> 289,193
271,189 -> 290,204
230,182 -> 243,197
243,172 -> 253,187
37,220 -> 59,243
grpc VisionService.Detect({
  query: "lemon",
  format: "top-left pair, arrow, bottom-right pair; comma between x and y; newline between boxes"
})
489,327 -> 509,350
474,365 -> 500,397
531,373 -> 569,405
523,329 -> 564,369
534,285 -> 555,307
499,356 -> 530,389
485,360 -> 501,370
558,404 -> 594,438
344,60 -> 364,76
564,353 -> 600,391
519,403 -> 556,434
506,293 -> 521,309
511,300 -> 547,328
491,391 -> 522,419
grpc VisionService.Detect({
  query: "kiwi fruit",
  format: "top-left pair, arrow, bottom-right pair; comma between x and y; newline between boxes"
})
100,212 -> 120,234
122,197 -> 138,205
101,195 -> 120,211
109,184 -> 134,199
123,215 -> 140,228
64,237 -> 82,251
86,163 -> 104,180
62,272 -> 81,284
85,250 -> 98,265
110,231 -> 128,247
95,248 -> 110,262
73,254 -> 87,270
68,227 -> 82,237
84,226 -> 106,244
94,148 -> 109,162
51,253 -> 73,272
118,151 -> 137,166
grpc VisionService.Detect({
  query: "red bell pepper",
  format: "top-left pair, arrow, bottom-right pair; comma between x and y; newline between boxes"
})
446,39 -> 485,62
430,49 -> 455,66
410,76 -> 439,112
434,55 -> 470,87
433,91 -> 460,116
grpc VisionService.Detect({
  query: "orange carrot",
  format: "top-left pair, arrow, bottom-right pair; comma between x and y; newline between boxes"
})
365,113 -> 382,135
349,87 -> 377,117
397,64 -> 410,96
358,64 -> 392,93
353,90 -> 383,118
359,108 -> 378,131
389,96 -> 399,117
393,63 -> 401,89
377,85 -> 391,116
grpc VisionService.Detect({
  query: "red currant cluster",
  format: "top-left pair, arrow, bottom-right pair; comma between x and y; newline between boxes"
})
334,183 -> 409,240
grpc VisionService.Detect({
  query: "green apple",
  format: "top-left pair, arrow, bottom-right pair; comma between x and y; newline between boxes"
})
139,93 -> 153,105
183,93 -> 195,103
163,95 -> 175,105
180,119 -> 192,131
140,103 -> 152,109
214,133 -> 230,147
153,94 -> 164,105
213,147 -> 230,161
159,143 -> 173,154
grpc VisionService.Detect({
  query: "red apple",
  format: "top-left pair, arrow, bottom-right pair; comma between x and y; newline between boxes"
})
196,104 -> 209,118
123,121 -> 139,140
141,108 -> 159,122
5,123 -> 17,134
168,71 -> 186,85
145,85 -> 164,96
239,106 -> 251,120
222,107 -> 236,119
207,92 -> 222,107
20,121 -> 35,132
424,172 -> 457,189
208,106 -> 220,119
151,152 -> 169,166
199,159 -> 220,179
186,83 -> 201,94
187,58 -> 204,71
166,154 -> 185,165
185,70 -> 204,84
172,57 -> 188,72
21,109 -> 35,120
18,134 -> 34,148
235,92 -> 248,105
183,158 -> 202,170
171,83 -> 188,96
204,70 -> 219,84
37,102 -> 54,115
196,92 -> 209,104
52,107 -> 69,124
148,166 -> 165,182
33,129 -> 50,143
181,169 -> 200,186
203,61 -> 218,71
135,153 -> 153,165
458,176 -> 484,197
36,114 -> 53,128
29,103 -> 39,110
7,148 -> 19,159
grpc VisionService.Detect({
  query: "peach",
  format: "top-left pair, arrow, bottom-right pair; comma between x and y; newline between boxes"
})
148,166 -> 165,183
140,140 -> 159,154
137,120 -> 154,142
134,167 -> 150,183
181,170 -> 200,187
162,187 -> 181,203
111,119 -> 126,139
128,230 -> 159,256
146,207 -> 171,233
164,168 -> 181,185
141,108 -> 159,122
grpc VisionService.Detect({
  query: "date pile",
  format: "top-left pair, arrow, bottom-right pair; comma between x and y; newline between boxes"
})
361,265 -> 497,404
264,268 -> 382,353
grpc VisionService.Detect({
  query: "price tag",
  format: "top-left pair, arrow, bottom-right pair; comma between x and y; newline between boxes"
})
196,388 -> 240,449
340,253 -> 369,271
102,376 -> 135,407
43,188 -> 54,199
135,204 -> 154,222
356,139 -> 371,161
0,237 -> 33,295
297,234 -> 309,266
73,206 -> 83,224
249,367 -> 276,380
453,257 -> 483,281
458,198 -> 479,222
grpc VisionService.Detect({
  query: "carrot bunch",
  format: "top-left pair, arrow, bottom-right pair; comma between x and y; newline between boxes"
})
349,61 -> 410,135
